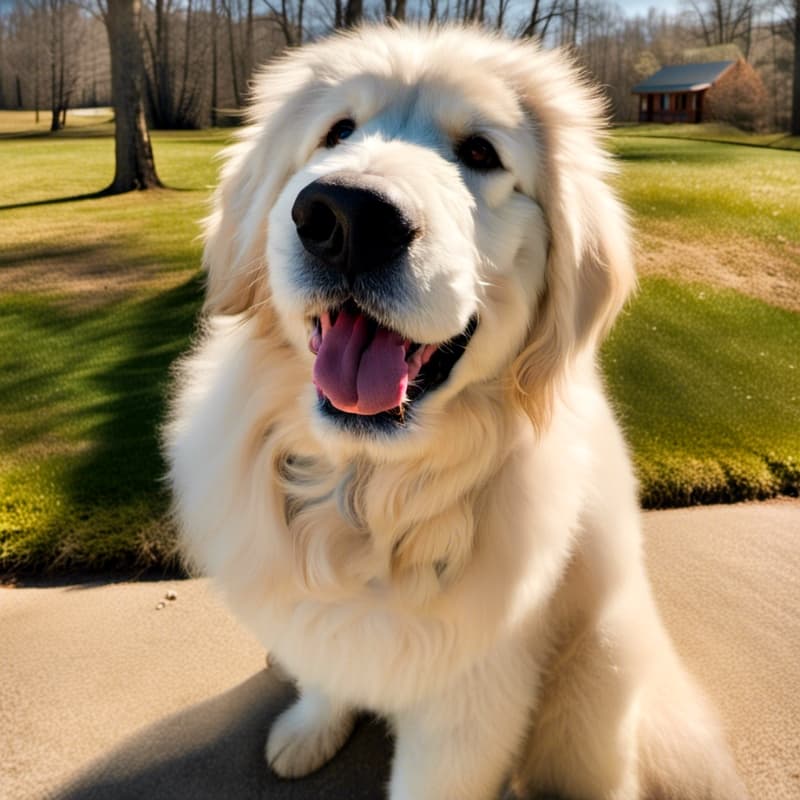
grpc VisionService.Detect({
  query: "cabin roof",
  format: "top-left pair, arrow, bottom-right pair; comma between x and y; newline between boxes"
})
632,61 -> 735,94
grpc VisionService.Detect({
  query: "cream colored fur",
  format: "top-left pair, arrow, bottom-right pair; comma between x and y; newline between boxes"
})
164,25 -> 748,800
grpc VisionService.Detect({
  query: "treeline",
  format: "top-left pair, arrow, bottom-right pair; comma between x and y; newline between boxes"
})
0,0 -> 797,132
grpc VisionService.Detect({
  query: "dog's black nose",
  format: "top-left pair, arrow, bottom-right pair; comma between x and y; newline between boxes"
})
292,173 -> 418,277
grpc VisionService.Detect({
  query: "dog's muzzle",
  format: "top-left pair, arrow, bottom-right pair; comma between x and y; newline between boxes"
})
292,171 -> 477,430
291,171 -> 420,279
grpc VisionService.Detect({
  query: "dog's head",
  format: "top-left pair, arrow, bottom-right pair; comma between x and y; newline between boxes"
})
203,26 -> 634,449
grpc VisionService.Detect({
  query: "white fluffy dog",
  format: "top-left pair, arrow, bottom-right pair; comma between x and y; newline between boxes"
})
165,25 -> 748,800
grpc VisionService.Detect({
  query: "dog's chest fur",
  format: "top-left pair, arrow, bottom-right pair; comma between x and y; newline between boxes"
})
170,319 -> 593,713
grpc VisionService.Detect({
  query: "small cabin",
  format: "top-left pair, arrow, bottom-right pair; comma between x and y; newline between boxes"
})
632,61 -> 735,124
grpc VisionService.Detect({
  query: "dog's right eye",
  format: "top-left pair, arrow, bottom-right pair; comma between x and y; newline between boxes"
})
325,119 -> 356,148
456,135 -> 503,172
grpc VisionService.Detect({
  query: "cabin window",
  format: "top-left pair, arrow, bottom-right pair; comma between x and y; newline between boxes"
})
661,94 -> 669,111
641,96 -> 647,112
676,94 -> 688,112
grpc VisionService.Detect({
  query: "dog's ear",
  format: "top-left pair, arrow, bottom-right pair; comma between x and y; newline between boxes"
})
510,46 -> 636,429
203,59 -> 314,315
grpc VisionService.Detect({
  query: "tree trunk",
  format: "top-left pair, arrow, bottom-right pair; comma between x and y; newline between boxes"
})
210,0 -> 218,125
792,0 -> 800,135
104,0 -> 161,192
572,0 -> 580,46
176,0 -> 193,119
245,0 -> 253,82
50,3 -> 62,132
221,0 -> 241,107
297,0 -> 304,43
427,0 -> 437,24
344,0 -> 362,27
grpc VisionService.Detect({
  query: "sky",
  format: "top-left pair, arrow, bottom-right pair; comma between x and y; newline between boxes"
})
621,0 -> 684,15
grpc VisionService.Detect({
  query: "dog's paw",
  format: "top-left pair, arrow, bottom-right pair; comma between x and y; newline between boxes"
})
266,692 -> 355,778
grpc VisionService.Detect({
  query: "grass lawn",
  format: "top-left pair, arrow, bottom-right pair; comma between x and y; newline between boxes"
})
1,112 -> 230,572
1,112 -> 799,572
603,280 -> 799,506
614,121 -> 800,151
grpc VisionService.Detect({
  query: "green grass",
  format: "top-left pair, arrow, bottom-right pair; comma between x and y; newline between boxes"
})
1,116 -> 234,572
1,282 -> 201,568
1,113 -> 798,572
614,122 -> 800,151
609,133 -> 800,245
604,279 -> 800,507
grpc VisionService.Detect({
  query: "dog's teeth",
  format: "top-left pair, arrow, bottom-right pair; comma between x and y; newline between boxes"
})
420,344 -> 438,365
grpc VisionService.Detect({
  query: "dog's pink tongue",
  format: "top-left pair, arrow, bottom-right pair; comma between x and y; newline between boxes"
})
313,307 -> 409,415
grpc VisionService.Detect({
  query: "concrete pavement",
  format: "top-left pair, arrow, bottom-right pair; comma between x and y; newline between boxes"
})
1,499 -> 798,800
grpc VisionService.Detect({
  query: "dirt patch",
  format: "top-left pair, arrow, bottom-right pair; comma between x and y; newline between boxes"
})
4,217 -> 797,314
0,438 -> 95,469
0,241 -> 197,310
633,222 -> 800,313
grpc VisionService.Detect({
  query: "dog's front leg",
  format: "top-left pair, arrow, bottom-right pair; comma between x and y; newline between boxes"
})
266,685 -> 356,778
389,642 -> 537,800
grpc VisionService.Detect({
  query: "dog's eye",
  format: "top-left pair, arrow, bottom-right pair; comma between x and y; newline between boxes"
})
325,119 -> 356,148
456,136 -> 502,171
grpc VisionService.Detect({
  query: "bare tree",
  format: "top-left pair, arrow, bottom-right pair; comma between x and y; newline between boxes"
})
22,0 -> 84,130
343,0 -> 361,27
264,0 -> 304,45
101,0 -> 161,191
5,3 -> 42,117
143,0 -> 174,125
687,0 -> 754,52
778,0 -> 800,133
219,0 -> 253,104
385,0 -> 405,21
142,0 -> 204,127
0,17 -> 7,108
210,0 -> 218,123
519,0 -> 563,40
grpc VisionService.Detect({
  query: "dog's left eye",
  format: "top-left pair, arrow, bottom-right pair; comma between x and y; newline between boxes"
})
325,119 -> 356,148
456,136 -> 502,172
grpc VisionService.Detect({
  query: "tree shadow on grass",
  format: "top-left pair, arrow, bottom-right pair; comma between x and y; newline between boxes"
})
0,191 -> 108,212
0,185 -> 195,213
60,274 -> 205,538
611,141 -> 733,164
0,124 -> 114,142
0,271 -> 205,571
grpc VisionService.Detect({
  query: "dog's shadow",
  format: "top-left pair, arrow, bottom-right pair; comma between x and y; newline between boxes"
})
54,670 -> 392,800
54,668 -> 562,800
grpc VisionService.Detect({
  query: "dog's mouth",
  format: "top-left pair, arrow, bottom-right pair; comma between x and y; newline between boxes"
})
308,299 -> 477,425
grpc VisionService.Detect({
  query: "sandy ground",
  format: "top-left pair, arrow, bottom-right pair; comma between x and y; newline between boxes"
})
634,224 -> 800,313
1,500 -> 798,800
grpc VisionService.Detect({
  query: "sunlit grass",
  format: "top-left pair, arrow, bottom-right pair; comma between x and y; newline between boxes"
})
614,122 -> 800,150
610,134 -> 800,245
604,278 -> 800,507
